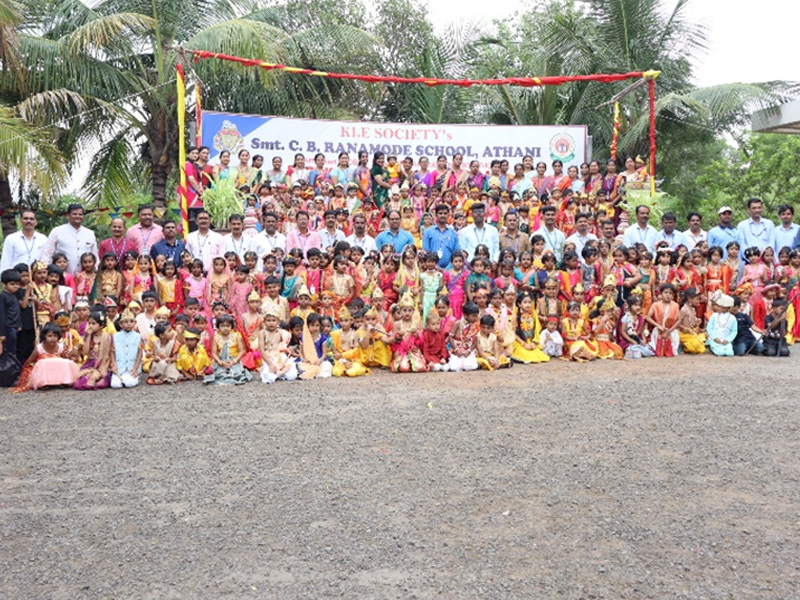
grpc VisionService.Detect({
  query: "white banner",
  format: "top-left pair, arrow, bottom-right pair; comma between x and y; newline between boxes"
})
201,111 -> 588,172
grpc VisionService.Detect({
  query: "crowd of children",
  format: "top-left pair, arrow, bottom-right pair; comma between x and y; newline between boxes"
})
3,151 -> 799,390
1,217 -> 794,392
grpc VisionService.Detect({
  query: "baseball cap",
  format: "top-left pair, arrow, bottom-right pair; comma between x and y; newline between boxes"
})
718,206 -> 733,214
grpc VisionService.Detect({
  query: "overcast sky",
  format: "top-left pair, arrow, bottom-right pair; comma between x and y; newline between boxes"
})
427,0 -> 798,87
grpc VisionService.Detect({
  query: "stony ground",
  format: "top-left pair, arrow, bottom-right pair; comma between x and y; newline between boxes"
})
1,352 -> 799,599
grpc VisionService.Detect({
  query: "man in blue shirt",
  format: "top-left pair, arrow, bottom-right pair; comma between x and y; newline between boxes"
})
707,206 -> 738,251
375,210 -> 415,253
149,220 -> 186,264
423,204 -> 460,268
772,204 -> 798,252
736,198 -> 774,255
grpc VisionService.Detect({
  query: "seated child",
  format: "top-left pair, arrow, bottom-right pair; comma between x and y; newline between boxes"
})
422,312 -> 449,371
539,316 -> 564,358
763,299 -> 790,357
476,314 -> 510,370
144,321 -> 181,384
177,327 -> 211,380
706,293 -> 737,356
259,307 -> 298,384
447,301 -> 480,372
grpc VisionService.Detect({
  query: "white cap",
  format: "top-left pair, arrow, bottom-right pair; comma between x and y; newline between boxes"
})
718,206 -> 733,214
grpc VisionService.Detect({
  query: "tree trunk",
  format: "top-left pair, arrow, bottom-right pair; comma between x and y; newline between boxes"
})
0,175 -> 17,238
152,155 -> 169,209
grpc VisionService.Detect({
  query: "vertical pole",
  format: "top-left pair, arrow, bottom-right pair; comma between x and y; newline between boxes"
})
648,77 -> 657,197
176,64 -> 189,239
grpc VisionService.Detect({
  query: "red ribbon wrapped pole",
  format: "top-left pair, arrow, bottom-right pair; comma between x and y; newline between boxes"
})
648,77 -> 657,197
610,101 -> 620,162
195,82 -> 203,148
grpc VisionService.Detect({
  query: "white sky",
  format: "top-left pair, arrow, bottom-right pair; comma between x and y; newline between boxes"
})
427,0 -> 799,87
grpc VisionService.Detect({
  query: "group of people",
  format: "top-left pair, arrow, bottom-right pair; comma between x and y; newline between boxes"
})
1,152 -> 797,392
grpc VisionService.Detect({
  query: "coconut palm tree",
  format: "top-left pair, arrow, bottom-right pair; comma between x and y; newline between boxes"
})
9,0 -> 377,209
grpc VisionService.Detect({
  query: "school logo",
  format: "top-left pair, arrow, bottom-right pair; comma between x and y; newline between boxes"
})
213,120 -> 244,154
549,133 -> 575,162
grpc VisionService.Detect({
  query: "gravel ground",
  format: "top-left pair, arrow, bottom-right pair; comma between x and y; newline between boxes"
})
2,352 -> 800,599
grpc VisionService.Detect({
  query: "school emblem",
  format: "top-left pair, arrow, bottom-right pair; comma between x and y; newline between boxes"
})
213,120 -> 244,154
549,133 -> 576,162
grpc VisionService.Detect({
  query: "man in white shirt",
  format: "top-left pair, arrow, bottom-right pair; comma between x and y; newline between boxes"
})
253,211 -> 286,260
223,214 -> 256,261
622,205 -> 659,251
0,209 -> 47,271
565,212 -> 598,263
655,212 -> 687,250
458,202 -> 500,263
773,204 -> 797,252
185,210 -> 225,272
682,212 -> 707,251
41,203 -> 98,274
736,198 -> 774,255
346,213 -> 377,254
318,209 -> 346,251
532,205 -> 566,262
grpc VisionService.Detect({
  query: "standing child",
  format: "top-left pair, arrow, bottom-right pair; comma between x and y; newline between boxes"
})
539,316 -> 564,358
1,269 -> 24,363
706,294 -> 737,356
30,262 -> 60,329
388,293 -> 427,373
762,299 -> 790,357
537,277 -> 562,324
646,283 -> 681,357
280,257 -> 302,309
75,252 -> 98,300
447,301 -> 480,372
157,260 -> 184,318
127,254 -> 156,303
326,256 -> 356,314
111,309 -> 142,388
420,252 -> 445,323
206,256 -> 231,305
444,251 -> 468,319
48,265 -> 73,313
74,312 -> 113,390
229,265 -> 253,316
98,253 -> 124,304
184,259 -> 207,310
590,296 -> 624,359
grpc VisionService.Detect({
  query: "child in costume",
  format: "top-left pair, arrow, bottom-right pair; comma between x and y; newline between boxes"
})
678,288 -> 706,354
177,327 -> 211,380
420,252 -> 445,323
229,266 -> 253,316
74,311 -> 113,390
297,313 -> 333,379
561,301 -> 598,361
15,323 -> 79,392
537,277 -> 562,324
447,301 -> 480,372
590,296 -> 624,359
98,253 -> 124,305
330,305 -> 370,377
157,260 -> 184,318
422,312 -> 449,371
205,313 -> 251,385
259,306 -> 299,383
706,293 -> 737,356
476,314 -> 510,370
540,316 -> 564,358
111,309 -> 142,388
75,252 -> 98,300
444,251 -> 468,319
388,292 -> 428,373
185,259 -> 207,310
646,283 -> 681,357
206,256 -> 231,305
512,291 -> 550,364
618,295 -> 655,359
762,299 -> 790,357
30,261 -> 60,329
144,321 -> 181,384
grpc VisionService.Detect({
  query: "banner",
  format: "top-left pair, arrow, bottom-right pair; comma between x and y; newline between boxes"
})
200,112 -> 588,174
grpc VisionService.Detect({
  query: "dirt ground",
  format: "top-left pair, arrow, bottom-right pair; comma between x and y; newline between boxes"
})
1,352 -> 799,599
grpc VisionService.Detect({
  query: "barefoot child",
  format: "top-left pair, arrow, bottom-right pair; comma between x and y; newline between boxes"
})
144,321 -> 181,384
512,291 -> 550,364
258,307 -> 298,384
646,283 -> 681,357
74,312 -> 113,390
476,314 -> 509,370
206,314 -> 252,385
111,309 -> 142,388
177,327 -> 210,380
618,295 -> 654,359
422,312 -> 449,371
447,301 -> 480,372
540,316 -> 564,358
706,293 -> 737,356
678,288 -> 706,354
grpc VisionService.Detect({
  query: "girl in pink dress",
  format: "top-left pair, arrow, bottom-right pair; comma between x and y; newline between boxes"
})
185,259 -> 208,310
444,251 -> 468,319
15,323 -> 79,392
740,246 -> 771,304
229,266 -> 254,315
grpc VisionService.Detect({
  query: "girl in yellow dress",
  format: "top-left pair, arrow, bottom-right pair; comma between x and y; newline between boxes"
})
330,306 -> 370,377
561,301 -> 598,361
511,291 -> 550,363
590,296 -> 624,359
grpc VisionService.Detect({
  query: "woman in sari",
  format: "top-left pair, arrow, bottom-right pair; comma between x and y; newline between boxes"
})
213,150 -> 231,181
185,147 -> 203,210
445,153 -> 468,193
288,152 -> 311,185
430,155 -> 449,192
466,159 -> 486,191
586,160 -> 603,196
233,149 -> 255,188
371,152 -> 392,208
532,161 -> 553,199
508,163 -> 529,196
309,152 -> 330,193
552,160 -> 571,193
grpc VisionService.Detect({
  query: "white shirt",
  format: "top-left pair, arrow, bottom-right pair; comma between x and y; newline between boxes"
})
622,223 -> 659,252
185,229 -> 225,273
0,230 -> 48,271
223,233 -> 256,261
459,224 -> 500,262
655,229 -> 688,251
346,233 -> 378,254
532,226 -> 566,262
682,228 -> 707,251
736,217 -> 774,253
773,222 -> 798,252
253,231 -> 287,258
42,224 -> 98,274
136,312 -> 156,342
318,228 -> 346,250
565,231 -> 598,263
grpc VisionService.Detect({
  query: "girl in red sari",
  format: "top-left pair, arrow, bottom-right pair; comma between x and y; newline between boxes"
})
646,283 -> 681,357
